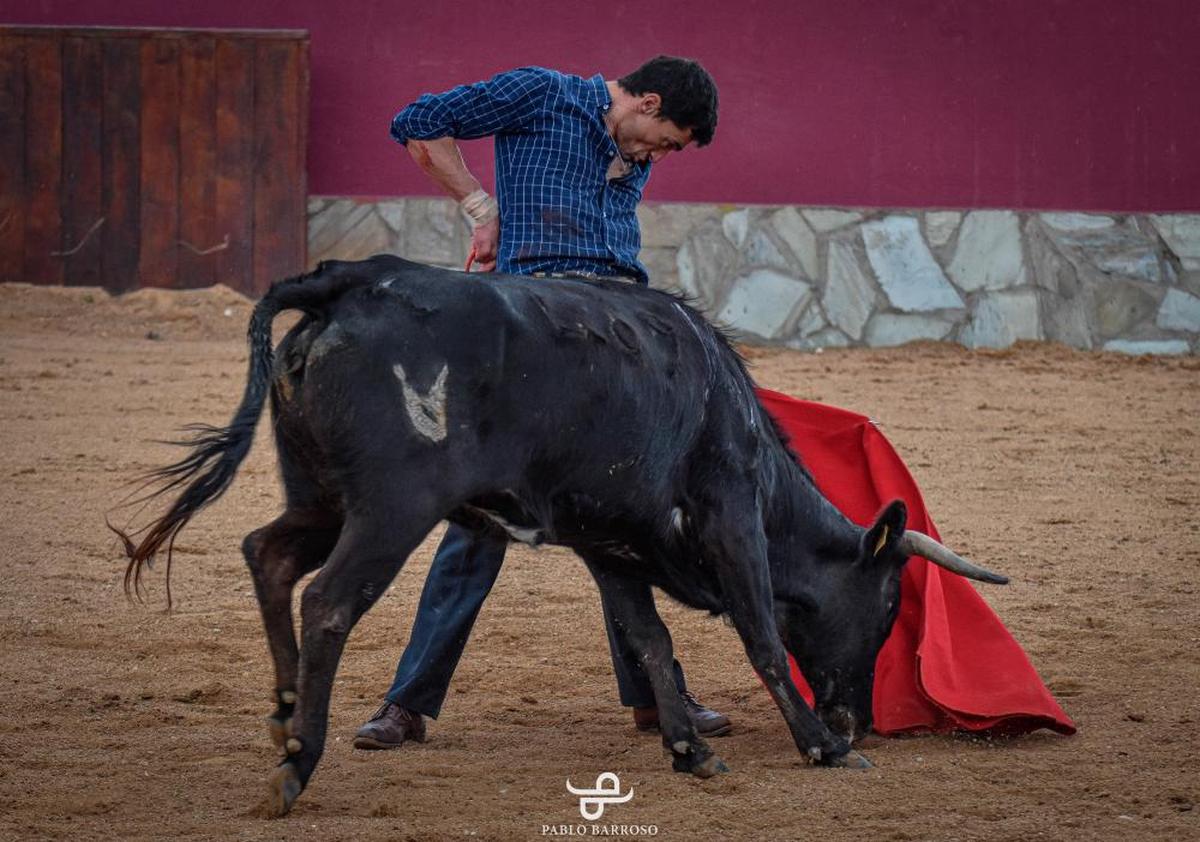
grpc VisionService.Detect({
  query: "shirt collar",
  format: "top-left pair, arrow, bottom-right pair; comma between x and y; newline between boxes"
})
589,74 -> 611,114
590,75 -> 650,175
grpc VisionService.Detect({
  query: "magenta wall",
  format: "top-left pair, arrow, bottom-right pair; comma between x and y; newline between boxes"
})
8,1 -> 1200,210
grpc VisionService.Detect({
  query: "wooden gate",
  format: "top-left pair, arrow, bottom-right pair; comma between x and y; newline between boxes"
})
0,26 -> 308,297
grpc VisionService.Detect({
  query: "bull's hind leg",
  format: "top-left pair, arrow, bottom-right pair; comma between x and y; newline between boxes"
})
266,505 -> 443,818
584,560 -> 727,778
697,493 -> 870,770
242,508 -> 342,750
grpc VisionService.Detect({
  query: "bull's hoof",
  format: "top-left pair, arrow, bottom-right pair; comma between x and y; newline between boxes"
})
669,740 -> 728,778
693,754 -> 730,778
263,762 -> 302,818
267,715 -> 293,750
824,749 -> 873,770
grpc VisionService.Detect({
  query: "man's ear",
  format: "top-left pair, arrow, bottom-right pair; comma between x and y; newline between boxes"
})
639,92 -> 662,116
861,500 -> 908,562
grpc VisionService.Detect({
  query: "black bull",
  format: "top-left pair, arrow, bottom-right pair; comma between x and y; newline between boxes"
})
119,255 -> 1006,817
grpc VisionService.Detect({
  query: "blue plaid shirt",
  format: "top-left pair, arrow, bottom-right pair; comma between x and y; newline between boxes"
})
391,67 -> 651,283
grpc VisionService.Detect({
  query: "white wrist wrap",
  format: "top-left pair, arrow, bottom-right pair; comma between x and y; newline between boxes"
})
460,189 -> 499,227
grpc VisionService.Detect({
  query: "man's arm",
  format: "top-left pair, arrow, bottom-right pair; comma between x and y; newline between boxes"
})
406,138 -> 500,270
391,68 -> 551,272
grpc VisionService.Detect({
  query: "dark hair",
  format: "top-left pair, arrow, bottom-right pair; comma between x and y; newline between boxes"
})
618,55 -> 719,146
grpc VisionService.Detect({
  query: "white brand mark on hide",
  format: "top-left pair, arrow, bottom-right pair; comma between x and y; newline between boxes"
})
393,362 -> 449,442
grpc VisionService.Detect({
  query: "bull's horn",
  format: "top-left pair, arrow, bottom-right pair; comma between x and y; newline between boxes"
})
898,531 -> 1009,585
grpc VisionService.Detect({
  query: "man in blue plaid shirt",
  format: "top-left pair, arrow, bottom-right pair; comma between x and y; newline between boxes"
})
355,56 -> 724,750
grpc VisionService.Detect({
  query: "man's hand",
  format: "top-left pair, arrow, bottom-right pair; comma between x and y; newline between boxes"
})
469,218 -> 499,272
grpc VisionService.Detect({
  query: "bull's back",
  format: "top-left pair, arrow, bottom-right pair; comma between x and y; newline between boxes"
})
281,261 -> 726,512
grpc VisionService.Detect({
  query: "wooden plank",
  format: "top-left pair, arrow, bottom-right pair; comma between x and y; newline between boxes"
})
252,39 -> 306,296
102,37 -> 141,292
137,36 -> 180,288
61,35 -> 104,287
178,35 -> 217,289
0,35 -> 27,282
214,37 -> 255,295
23,34 -> 64,286
295,38 -> 309,275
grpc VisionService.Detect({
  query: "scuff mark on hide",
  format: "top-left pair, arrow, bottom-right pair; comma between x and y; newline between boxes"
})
393,362 -> 449,443
527,291 -> 617,349
308,322 -> 348,364
673,302 -> 715,402
670,506 -> 685,534
609,316 -> 641,357
378,275 -> 439,319
641,312 -> 679,377
465,505 -> 545,545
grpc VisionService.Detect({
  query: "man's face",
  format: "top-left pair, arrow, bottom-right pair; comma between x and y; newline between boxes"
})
616,94 -> 694,164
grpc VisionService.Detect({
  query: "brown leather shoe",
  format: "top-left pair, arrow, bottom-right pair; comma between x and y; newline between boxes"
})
633,691 -> 732,737
353,702 -> 427,750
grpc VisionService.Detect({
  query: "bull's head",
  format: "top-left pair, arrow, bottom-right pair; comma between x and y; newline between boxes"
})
773,500 -> 1007,743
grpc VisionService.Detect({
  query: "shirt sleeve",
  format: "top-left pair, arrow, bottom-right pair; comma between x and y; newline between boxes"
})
390,67 -> 552,145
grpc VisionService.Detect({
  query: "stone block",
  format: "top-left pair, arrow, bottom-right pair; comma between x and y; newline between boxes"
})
1157,288 -> 1200,332
1103,339 -> 1190,355
802,208 -> 863,232
1043,220 -> 1163,283
1095,281 -> 1159,338
1027,223 -> 1080,296
676,219 -> 740,313
961,290 -> 1042,348
1040,293 -> 1095,349
862,216 -> 964,312
796,301 -> 828,337
722,209 -> 751,247
864,313 -> 954,347
1029,226 -> 1093,347
924,211 -> 962,248
947,211 -> 1027,292
1149,215 -> 1200,270
769,207 -> 819,278
1041,213 -> 1116,231
743,228 -> 792,270
637,203 -> 721,248
822,240 -> 877,341
638,246 -> 679,290
1179,269 -> 1200,298
716,269 -> 812,341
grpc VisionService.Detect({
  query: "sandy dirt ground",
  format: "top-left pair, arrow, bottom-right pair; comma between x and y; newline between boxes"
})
0,281 -> 1197,842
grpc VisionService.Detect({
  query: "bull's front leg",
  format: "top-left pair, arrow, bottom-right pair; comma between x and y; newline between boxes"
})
699,502 -> 870,769
585,560 -> 727,778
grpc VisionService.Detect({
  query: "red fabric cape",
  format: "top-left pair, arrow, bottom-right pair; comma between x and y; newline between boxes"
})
755,389 -> 1075,736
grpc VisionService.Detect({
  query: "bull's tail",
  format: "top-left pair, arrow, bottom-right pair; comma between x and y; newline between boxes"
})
114,262 -> 375,606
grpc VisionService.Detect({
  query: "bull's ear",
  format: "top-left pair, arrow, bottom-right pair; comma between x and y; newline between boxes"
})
861,500 -> 907,562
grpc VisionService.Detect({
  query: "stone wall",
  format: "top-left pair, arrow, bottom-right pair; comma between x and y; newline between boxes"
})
308,197 -> 1200,354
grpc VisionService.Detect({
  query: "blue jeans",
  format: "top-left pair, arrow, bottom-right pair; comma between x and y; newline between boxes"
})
386,523 -> 688,718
